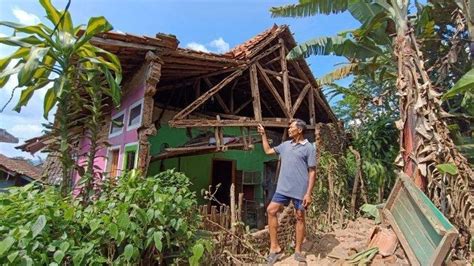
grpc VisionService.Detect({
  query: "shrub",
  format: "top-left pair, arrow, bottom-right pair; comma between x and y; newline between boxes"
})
0,170 -> 208,265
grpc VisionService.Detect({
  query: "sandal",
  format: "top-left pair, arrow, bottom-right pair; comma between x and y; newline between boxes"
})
266,250 -> 283,265
294,252 -> 306,263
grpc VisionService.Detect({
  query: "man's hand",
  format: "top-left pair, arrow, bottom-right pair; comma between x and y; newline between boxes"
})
257,123 -> 266,136
303,193 -> 312,209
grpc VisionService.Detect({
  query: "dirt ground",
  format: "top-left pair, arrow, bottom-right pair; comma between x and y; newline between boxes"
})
274,218 -> 410,265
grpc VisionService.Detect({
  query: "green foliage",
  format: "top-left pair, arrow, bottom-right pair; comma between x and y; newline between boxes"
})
270,0 -> 349,17
0,0 -> 122,197
436,163 -> 459,175
359,203 -> 381,223
0,170 -> 208,265
307,151 -> 351,231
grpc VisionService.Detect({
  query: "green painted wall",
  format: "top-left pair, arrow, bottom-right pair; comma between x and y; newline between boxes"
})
148,125 -> 276,205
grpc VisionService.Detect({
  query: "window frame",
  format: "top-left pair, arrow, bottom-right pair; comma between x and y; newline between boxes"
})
105,145 -> 121,178
127,99 -> 144,131
123,142 -> 139,171
109,110 -> 125,138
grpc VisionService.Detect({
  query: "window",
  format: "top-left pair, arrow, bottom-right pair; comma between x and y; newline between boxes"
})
123,143 -> 138,171
109,111 -> 125,137
125,150 -> 137,170
127,100 -> 143,130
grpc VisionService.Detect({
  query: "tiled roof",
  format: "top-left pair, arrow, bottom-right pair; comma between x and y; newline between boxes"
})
227,24 -> 283,60
0,153 -> 42,180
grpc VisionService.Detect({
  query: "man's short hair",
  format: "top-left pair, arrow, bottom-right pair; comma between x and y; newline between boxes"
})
290,118 -> 307,132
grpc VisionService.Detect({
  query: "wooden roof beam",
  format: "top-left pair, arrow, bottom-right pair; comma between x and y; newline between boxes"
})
204,78 -> 230,114
91,36 -> 161,51
256,62 -> 290,118
173,68 -> 245,119
291,83 -> 311,116
279,38 -> 292,117
169,118 -> 315,129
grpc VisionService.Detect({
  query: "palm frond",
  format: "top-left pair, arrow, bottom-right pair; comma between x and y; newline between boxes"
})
348,0 -> 384,24
318,63 -> 358,85
270,0 -> 349,18
287,36 -> 384,60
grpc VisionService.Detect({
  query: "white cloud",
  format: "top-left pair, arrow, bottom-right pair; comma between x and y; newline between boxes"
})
186,42 -> 210,53
185,37 -> 230,54
12,7 -> 41,25
209,37 -> 229,53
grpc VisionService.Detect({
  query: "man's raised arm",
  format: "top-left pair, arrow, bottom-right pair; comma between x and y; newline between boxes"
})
257,124 -> 275,155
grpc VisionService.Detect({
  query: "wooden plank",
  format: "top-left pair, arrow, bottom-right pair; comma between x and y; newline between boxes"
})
250,43 -> 281,64
169,118 -> 316,129
383,172 -> 459,266
383,209 -> 421,266
170,50 -> 244,65
256,62 -> 289,118
291,83 -> 311,116
173,68 -> 244,119
261,67 -> 306,84
238,193 -> 244,222
279,38 -> 291,116
250,64 -> 263,121
204,78 -> 231,114
91,36 -> 160,51
308,85 -> 316,125
431,231 -> 457,265
399,174 -> 453,234
241,127 -> 248,150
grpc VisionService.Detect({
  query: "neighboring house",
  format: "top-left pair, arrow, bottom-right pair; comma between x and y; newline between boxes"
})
0,154 -> 42,192
18,25 -> 344,228
0,129 -> 19,144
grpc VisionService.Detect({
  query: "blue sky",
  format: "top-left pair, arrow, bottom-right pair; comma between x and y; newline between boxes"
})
0,0 -> 359,159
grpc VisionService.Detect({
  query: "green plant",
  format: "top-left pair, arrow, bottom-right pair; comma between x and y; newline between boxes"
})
0,0 -> 122,196
0,170 -> 208,265
307,151 -> 350,231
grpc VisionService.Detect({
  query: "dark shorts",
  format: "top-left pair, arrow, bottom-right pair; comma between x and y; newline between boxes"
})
271,192 -> 305,211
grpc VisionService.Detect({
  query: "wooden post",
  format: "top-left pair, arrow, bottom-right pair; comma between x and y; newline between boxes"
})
215,127 -> 221,150
238,192 -> 244,222
211,206 -> 217,230
137,52 -> 162,174
309,87 -> 316,125
230,183 -> 236,252
250,64 -> 263,121
230,183 -> 236,233
279,38 -> 291,117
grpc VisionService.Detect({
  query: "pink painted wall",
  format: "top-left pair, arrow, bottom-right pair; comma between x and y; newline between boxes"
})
72,83 -> 146,192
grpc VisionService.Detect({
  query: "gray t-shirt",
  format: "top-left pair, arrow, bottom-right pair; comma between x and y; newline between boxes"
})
274,139 -> 316,200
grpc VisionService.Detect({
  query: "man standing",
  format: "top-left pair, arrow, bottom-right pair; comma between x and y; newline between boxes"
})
257,119 -> 316,264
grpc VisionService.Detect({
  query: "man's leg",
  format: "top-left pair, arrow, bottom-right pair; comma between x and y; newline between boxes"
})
267,201 -> 282,252
295,208 -> 305,254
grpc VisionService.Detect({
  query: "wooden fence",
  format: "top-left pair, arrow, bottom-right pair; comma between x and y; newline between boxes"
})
198,205 -> 233,231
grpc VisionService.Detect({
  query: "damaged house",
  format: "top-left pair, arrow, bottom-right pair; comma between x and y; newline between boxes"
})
18,25 -> 344,228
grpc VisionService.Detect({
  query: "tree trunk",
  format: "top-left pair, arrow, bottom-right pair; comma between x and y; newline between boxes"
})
394,23 -> 474,256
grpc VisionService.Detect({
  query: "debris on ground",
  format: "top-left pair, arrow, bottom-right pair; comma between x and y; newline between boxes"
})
275,218 -> 410,265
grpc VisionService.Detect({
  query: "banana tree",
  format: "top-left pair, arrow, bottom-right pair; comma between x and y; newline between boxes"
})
0,0 -> 122,196
272,0 -> 474,256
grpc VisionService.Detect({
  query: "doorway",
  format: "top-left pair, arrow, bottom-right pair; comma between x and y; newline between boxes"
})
211,159 -> 235,206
